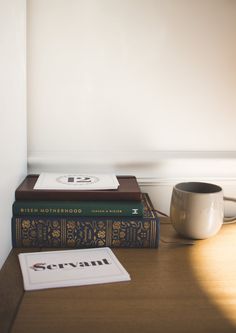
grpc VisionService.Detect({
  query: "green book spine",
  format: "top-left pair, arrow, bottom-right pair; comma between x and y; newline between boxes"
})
13,200 -> 144,217
12,216 -> 159,248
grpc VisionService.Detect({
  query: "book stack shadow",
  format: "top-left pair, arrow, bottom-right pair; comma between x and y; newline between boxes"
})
12,175 -> 159,248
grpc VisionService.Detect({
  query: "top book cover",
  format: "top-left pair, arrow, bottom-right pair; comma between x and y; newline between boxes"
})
15,174 -> 142,201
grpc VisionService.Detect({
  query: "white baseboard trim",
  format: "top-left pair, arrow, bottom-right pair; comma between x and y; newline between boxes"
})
28,150 -> 236,177
28,151 -> 236,215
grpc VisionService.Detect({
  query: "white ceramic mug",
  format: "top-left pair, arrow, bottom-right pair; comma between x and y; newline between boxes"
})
170,182 -> 236,239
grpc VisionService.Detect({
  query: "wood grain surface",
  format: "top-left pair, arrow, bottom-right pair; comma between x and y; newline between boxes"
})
1,221 -> 236,333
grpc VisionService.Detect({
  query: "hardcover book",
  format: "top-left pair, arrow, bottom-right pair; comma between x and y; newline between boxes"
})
15,175 -> 141,201
13,200 -> 144,217
12,193 -> 159,248
18,247 -> 130,291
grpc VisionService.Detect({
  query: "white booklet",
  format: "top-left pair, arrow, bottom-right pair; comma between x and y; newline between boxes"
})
18,248 -> 130,291
33,173 -> 119,190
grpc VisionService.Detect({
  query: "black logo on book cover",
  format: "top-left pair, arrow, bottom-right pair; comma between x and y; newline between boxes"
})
56,175 -> 99,186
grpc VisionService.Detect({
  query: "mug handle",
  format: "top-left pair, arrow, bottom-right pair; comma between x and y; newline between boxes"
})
223,197 -> 236,224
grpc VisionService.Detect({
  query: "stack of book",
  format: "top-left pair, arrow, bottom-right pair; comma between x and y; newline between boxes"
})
12,174 -> 159,248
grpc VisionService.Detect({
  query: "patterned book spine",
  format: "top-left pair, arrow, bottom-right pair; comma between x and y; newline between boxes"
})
12,201 -> 144,217
12,216 -> 159,248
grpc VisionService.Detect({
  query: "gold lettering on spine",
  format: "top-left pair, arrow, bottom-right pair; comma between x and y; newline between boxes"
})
150,220 -> 156,248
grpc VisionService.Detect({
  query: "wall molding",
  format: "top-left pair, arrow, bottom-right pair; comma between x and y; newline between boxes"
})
28,150 -> 236,179
28,151 -> 236,214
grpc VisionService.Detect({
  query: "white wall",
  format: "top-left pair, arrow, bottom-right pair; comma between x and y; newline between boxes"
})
27,1 -> 236,215
0,0 -> 27,268
28,0 -> 236,153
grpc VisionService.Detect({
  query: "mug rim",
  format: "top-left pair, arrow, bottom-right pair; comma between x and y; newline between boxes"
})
175,182 -> 222,194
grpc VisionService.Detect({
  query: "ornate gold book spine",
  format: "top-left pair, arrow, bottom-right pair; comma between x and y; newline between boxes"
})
12,217 -> 159,248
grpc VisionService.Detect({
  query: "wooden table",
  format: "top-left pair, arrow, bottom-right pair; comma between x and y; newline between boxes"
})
1,221 -> 236,333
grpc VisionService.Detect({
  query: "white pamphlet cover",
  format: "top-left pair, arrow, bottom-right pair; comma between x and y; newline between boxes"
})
18,248 -> 130,290
33,173 -> 119,190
